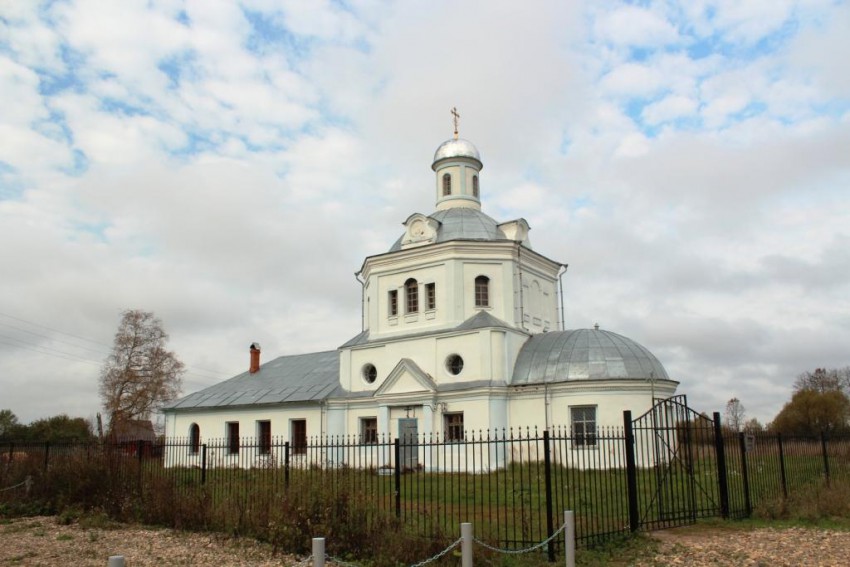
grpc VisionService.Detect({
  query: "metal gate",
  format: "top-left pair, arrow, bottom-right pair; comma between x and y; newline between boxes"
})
631,395 -> 723,530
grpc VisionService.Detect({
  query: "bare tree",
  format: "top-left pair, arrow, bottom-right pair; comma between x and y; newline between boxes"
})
725,397 -> 746,432
99,309 -> 184,428
794,367 -> 850,394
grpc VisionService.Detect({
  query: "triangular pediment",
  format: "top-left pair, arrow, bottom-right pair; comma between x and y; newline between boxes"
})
375,358 -> 437,396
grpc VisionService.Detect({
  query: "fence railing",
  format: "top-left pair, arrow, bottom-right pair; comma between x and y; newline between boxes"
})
2,416 -> 850,563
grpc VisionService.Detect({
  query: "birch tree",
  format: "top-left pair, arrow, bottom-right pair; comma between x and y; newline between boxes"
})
99,309 -> 184,427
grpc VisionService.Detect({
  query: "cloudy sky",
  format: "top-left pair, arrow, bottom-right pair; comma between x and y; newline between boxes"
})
1,0 -> 848,427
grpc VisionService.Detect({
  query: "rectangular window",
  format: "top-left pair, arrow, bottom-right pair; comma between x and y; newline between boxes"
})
291,419 -> 307,455
571,406 -> 597,447
389,290 -> 398,316
361,417 -> 378,444
444,412 -> 464,442
257,420 -> 271,455
406,280 -> 418,313
226,422 -> 240,455
426,283 -> 436,310
475,276 -> 490,307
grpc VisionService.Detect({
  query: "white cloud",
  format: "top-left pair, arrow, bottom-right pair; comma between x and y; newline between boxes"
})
0,0 -> 848,427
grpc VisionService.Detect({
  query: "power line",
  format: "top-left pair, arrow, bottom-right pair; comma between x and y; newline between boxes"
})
0,311 -> 229,382
0,321 -> 111,357
0,311 -> 111,347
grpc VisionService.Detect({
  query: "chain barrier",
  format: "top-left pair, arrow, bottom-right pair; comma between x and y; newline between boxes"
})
326,537 -> 460,567
0,476 -> 33,493
407,536 -> 462,567
325,554 -> 361,567
473,520 -> 568,555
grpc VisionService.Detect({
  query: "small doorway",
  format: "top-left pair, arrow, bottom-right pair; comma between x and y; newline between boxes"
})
398,418 -> 418,470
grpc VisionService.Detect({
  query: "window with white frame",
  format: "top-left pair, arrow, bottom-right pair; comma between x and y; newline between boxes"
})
474,275 -> 490,307
425,282 -> 436,310
570,406 -> 597,447
291,419 -> 307,455
389,289 -> 398,316
226,422 -> 240,455
257,420 -> 271,455
444,412 -> 464,442
189,423 -> 200,454
361,417 -> 378,444
405,278 -> 418,313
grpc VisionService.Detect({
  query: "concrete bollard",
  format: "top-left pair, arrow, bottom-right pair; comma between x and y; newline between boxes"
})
461,522 -> 473,567
564,510 -> 575,567
312,537 -> 325,567
107,556 -> 126,567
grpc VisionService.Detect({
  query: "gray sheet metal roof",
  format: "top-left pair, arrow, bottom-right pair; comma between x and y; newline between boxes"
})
390,208 -> 530,252
512,329 -> 670,384
164,350 -> 339,410
340,311 -> 517,349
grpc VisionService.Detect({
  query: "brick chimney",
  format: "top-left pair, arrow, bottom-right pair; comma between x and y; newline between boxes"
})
249,342 -> 261,374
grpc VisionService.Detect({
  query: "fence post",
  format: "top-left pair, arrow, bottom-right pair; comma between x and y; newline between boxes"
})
43,441 -> 50,472
777,433 -> 787,498
461,522 -> 473,567
543,429 -> 555,562
312,537 -> 325,567
821,432 -> 831,487
107,556 -> 125,567
136,439 -> 145,496
564,510 -> 575,567
201,444 -> 207,485
712,412 -> 729,518
284,441 -> 290,489
394,438 -> 401,518
738,432 -> 751,517
623,411 -> 639,532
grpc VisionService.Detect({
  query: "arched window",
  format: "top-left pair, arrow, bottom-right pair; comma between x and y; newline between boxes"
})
405,278 -> 419,313
442,173 -> 452,196
475,275 -> 490,307
189,423 -> 200,454
472,175 -> 479,198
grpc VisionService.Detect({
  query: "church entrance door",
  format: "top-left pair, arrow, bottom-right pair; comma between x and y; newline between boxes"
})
398,418 -> 419,471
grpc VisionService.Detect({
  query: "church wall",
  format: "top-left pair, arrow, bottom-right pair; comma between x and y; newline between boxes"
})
164,404 -> 324,468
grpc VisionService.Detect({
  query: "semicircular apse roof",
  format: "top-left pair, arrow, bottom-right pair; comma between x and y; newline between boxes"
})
512,328 -> 670,384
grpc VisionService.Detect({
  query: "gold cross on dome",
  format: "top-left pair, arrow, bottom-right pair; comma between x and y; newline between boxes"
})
451,107 -> 460,139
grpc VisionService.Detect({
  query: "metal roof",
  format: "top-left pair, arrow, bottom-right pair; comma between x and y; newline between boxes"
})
432,138 -> 481,167
390,208 -> 531,252
511,328 -> 670,384
340,311 -> 517,349
164,350 -> 340,410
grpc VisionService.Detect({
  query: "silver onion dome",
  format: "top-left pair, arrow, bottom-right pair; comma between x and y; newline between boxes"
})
432,138 -> 482,169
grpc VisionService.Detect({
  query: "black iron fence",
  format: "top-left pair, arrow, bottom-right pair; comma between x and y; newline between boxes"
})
2,409 -> 850,562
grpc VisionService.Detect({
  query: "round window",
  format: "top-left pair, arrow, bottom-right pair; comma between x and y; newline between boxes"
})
446,354 -> 464,376
362,363 -> 377,384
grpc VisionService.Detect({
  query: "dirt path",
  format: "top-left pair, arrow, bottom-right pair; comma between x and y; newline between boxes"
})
638,525 -> 850,566
0,516 -> 300,566
4,516 -> 850,566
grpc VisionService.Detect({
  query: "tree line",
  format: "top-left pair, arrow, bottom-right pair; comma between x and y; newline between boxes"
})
2,309 -> 185,444
723,367 -> 850,436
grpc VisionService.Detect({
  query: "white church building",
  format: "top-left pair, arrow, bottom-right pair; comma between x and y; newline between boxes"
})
163,126 -> 678,469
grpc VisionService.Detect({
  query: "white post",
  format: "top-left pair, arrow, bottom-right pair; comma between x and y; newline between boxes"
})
461,522 -> 473,567
313,537 -> 325,567
564,510 -> 575,567
107,556 -> 125,567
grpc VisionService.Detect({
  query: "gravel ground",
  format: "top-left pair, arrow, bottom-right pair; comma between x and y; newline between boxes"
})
0,517 -> 302,566
3,516 -> 850,566
639,525 -> 850,567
